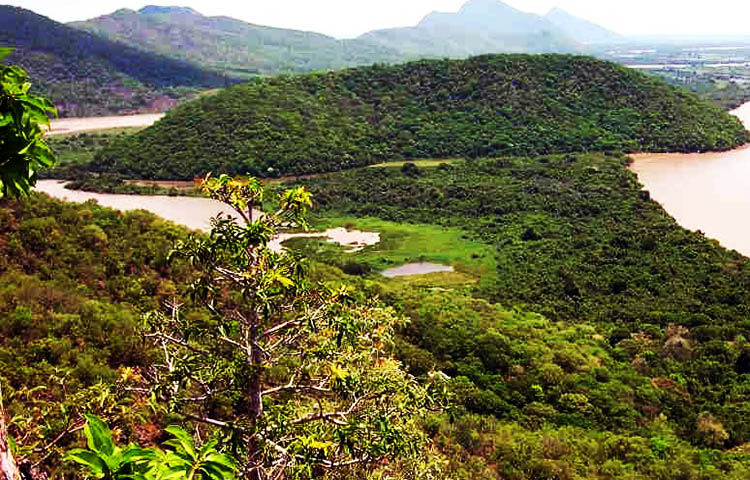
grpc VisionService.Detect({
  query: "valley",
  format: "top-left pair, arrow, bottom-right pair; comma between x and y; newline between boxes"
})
6,1 -> 750,479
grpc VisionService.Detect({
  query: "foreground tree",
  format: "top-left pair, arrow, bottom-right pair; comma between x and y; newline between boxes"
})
0,48 -> 56,197
143,175 -> 444,479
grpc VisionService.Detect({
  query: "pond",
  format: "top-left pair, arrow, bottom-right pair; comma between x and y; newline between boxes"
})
381,263 -> 454,278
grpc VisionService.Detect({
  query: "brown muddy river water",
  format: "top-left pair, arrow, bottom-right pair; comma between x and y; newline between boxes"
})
34,181 -> 379,254
630,102 -> 750,256
45,113 -> 165,136
35,180 -> 240,232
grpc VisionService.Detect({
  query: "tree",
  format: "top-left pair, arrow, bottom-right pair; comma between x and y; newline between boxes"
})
143,175 -> 444,479
0,48 -> 57,197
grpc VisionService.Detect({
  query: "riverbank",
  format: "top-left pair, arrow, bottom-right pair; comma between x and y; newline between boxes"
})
629,101 -> 750,256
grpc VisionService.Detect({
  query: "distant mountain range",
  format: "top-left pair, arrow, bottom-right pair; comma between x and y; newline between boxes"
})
70,6 -> 403,78
1,1 -> 624,116
359,0 -> 606,57
70,1 -> 621,76
0,5 -> 229,116
544,7 -> 622,44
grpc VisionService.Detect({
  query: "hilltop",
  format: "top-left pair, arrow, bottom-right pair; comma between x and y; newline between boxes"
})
0,6 -> 229,116
90,54 -> 749,180
70,5 -> 404,78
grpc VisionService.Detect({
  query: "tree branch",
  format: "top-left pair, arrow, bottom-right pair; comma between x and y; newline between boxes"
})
261,320 -> 300,339
145,332 -> 208,356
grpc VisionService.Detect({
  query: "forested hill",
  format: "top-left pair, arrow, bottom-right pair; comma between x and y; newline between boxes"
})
70,6 -> 404,79
92,54 -> 749,180
0,6 -> 230,116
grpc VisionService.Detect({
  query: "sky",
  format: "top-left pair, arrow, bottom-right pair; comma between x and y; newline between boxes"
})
7,0 -> 750,39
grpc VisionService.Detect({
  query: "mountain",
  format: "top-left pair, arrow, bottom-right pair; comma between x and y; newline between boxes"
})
89,54 -> 748,180
419,0 -> 556,35
360,0 -> 578,57
0,6 -> 228,116
70,6 -> 404,78
545,7 -> 622,44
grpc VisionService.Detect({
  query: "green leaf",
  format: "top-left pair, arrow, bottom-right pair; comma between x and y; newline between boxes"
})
83,414 -> 116,456
163,426 -> 197,460
64,449 -> 107,476
204,453 -> 237,471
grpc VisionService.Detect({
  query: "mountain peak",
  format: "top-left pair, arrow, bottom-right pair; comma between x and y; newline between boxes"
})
138,6 -> 202,16
460,0 -> 518,13
419,0 -> 553,35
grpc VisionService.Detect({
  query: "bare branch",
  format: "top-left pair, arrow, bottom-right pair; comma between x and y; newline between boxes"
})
219,335 -> 251,356
145,332 -> 208,356
261,320 -> 300,339
183,413 -> 251,433
262,385 -> 332,397
289,411 -> 347,426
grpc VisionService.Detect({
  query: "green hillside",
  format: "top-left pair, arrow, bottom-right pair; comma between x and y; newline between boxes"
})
8,183 -> 750,477
293,151 -> 750,450
0,6 -> 230,116
70,6 -> 404,78
91,54 -> 749,180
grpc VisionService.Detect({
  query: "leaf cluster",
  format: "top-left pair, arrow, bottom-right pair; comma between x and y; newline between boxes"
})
66,414 -> 236,480
0,49 -> 56,197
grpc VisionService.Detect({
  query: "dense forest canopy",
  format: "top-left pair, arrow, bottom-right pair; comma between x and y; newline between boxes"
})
294,152 -> 750,449
4,23 -> 750,477
91,54 -> 749,180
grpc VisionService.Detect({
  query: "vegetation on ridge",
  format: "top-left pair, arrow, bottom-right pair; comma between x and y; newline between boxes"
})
91,54 -> 749,180
294,152 -> 750,449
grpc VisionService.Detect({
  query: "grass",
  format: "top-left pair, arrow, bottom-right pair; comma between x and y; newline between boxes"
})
368,158 -> 463,168
284,215 -> 496,287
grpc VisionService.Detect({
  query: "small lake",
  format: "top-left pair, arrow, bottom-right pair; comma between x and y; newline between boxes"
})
381,263 -> 454,278
630,102 -> 750,256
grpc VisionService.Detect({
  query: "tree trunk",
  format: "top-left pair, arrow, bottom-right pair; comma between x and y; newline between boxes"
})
247,313 -> 264,422
248,342 -> 264,421
246,315 -> 265,480
0,407 -> 21,480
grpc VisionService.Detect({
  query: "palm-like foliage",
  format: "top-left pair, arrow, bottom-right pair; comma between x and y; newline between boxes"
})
65,415 -> 236,480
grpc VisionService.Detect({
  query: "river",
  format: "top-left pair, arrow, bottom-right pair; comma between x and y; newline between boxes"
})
630,102 -> 750,256
35,179 -> 236,231
34,180 -> 380,253
45,113 -> 165,136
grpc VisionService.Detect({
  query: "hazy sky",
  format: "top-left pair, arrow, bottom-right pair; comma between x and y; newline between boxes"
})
8,0 -> 750,39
